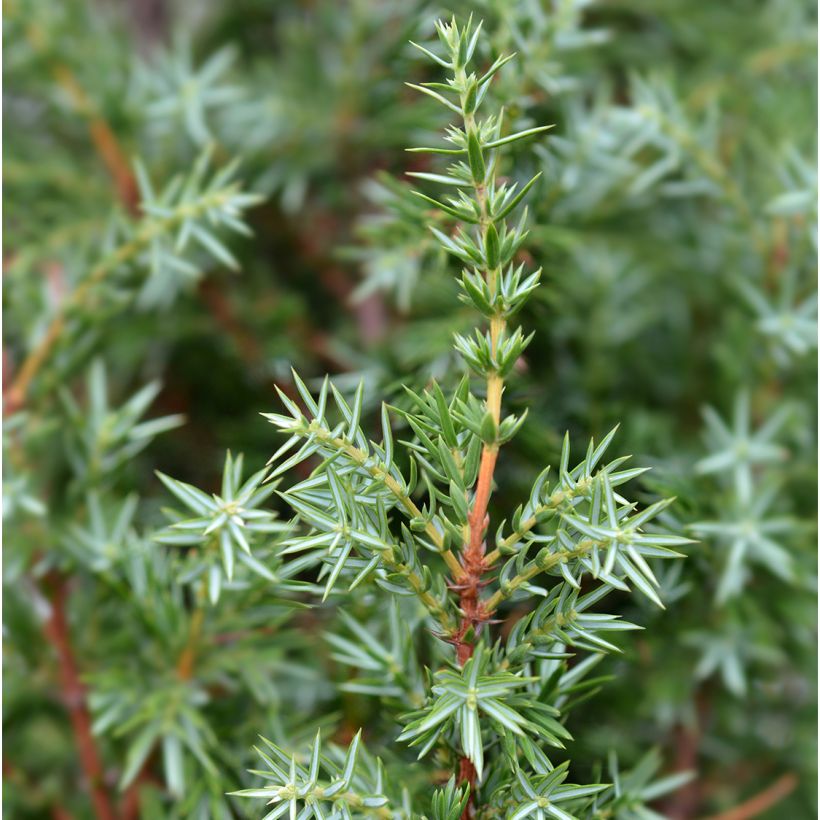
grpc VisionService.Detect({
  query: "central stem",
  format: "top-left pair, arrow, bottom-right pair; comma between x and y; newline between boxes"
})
452,100 -> 505,663
453,366 -> 502,665
452,96 -> 508,818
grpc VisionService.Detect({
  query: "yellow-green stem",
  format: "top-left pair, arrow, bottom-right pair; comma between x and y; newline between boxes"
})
485,538 -> 605,612
309,425 -> 461,576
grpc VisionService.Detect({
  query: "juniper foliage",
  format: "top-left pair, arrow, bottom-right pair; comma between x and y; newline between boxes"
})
3,2 -> 816,819
227,21 -> 689,818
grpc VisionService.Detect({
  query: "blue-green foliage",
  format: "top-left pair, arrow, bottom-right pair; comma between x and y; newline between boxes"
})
3,1 -> 815,818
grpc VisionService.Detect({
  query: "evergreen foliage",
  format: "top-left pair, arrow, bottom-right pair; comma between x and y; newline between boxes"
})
3,2 -> 816,819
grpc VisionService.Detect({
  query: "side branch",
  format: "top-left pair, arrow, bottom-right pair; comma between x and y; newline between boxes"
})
484,539 -> 604,613
7,189 -> 235,407
484,477 -> 594,566
311,426 -> 461,576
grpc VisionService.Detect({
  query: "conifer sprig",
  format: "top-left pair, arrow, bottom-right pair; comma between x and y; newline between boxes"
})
8,151 -> 260,408
406,16 -> 555,669
249,17 -> 687,817
5,3 -> 814,817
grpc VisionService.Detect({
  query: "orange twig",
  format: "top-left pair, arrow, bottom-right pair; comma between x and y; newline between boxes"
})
452,445 -> 498,666
176,606 -> 205,681
700,773 -> 798,820
52,65 -> 139,215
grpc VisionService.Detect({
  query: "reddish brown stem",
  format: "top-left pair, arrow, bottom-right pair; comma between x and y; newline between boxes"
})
119,784 -> 141,820
663,724 -> 701,819
453,446 -> 498,665
700,773 -> 798,820
42,572 -> 117,820
662,689 -> 711,819
452,440 -> 501,816
120,765 -> 165,820
198,279 -> 263,364
458,757 -> 478,813
52,65 -> 139,215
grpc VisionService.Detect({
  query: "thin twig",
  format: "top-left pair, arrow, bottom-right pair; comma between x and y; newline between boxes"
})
42,572 -> 117,820
661,688 -> 711,819
176,603 -> 206,681
52,65 -> 139,215
699,773 -> 798,820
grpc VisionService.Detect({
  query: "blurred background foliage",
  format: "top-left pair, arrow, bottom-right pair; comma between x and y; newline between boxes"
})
3,0 -> 817,818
